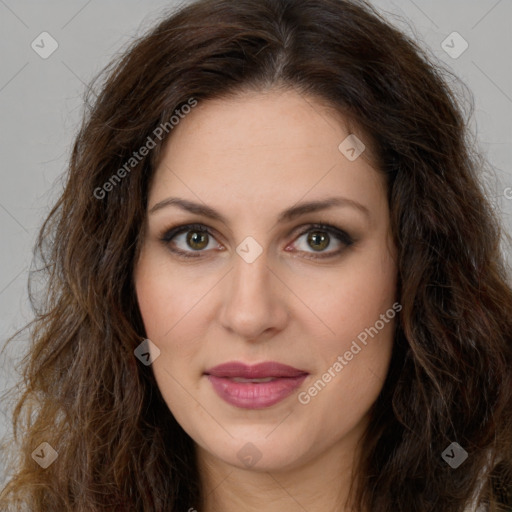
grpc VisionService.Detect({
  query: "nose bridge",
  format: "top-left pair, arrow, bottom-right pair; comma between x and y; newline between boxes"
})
232,246 -> 269,296
219,244 -> 287,339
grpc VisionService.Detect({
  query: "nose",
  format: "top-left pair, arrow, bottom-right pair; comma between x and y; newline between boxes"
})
218,248 -> 289,342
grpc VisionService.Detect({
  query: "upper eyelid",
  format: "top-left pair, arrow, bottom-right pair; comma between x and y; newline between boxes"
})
162,222 -> 345,237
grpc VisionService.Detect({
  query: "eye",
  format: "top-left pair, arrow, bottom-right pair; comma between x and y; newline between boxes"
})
160,223 -> 221,259
159,222 -> 354,260
288,223 -> 354,259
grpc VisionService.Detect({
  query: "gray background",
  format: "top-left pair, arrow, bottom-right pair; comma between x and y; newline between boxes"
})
1,0 -> 511,486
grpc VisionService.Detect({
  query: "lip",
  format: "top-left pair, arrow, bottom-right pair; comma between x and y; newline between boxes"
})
205,361 -> 308,379
204,361 -> 309,409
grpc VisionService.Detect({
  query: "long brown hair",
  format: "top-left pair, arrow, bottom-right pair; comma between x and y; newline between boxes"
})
1,0 -> 511,510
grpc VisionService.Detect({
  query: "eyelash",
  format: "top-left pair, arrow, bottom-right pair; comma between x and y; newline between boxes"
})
159,222 -> 354,260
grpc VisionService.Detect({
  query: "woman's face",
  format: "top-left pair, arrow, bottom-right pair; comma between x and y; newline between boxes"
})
134,89 -> 398,474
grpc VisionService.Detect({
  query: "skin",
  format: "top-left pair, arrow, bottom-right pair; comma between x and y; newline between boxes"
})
134,88 -> 398,512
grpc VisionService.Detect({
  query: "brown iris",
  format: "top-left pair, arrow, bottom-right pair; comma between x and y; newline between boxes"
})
307,231 -> 329,251
187,230 -> 209,250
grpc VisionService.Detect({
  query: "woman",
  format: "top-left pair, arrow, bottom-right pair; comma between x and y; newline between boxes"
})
1,0 -> 511,510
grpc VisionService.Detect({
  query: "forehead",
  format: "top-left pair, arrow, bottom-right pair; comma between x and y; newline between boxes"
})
150,89 -> 386,220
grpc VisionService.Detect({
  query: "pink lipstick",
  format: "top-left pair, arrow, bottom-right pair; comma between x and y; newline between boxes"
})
204,361 -> 308,409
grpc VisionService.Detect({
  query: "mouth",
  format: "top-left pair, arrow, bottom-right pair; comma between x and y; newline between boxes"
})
204,361 -> 309,409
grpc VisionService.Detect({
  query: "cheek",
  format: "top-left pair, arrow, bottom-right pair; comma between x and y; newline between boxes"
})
134,246 -> 202,341
297,304 -> 396,447
295,237 -> 397,408
295,239 -> 397,344
134,251 -> 204,415
134,248 -> 220,391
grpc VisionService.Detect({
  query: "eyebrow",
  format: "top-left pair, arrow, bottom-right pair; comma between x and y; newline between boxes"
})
149,196 -> 370,224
